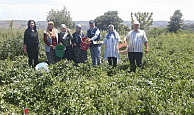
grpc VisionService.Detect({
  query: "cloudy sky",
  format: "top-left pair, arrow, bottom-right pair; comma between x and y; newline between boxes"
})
0,0 -> 193,21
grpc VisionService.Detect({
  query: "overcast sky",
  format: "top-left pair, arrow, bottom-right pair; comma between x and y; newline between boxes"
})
0,0 -> 193,21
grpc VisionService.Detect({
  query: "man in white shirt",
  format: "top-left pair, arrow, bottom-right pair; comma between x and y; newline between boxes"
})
125,21 -> 148,72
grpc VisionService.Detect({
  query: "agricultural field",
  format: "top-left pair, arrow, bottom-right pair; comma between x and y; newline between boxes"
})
0,28 -> 194,114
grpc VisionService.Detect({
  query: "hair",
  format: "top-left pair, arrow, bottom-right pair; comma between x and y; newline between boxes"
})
27,20 -> 37,32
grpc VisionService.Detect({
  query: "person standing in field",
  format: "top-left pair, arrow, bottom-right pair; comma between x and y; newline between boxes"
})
24,20 -> 39,68
72,24 -> 87,64
86,20 -> 101,67
103,24 -> 121,67
44,21 -> 61,65
122,21 -> 148,72
58,24 -> 74,61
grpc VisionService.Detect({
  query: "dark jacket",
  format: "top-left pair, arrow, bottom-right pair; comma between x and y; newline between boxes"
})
24,29 -> 39,50
58,32 -> 73,47
72,31 -> 85,47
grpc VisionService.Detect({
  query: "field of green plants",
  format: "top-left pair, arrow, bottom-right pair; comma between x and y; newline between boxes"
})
0,28 -> 194,114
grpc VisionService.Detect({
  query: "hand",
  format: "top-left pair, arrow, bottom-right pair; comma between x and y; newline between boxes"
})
119,51 -> 123,54
74,43 -> 77,46
67,29 -> 70,34
52,46 -> 55,49
24,49 -> 27,54
145,48 -> 148,53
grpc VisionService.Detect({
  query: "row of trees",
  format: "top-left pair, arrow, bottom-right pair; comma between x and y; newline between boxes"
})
46,6 -> 183,33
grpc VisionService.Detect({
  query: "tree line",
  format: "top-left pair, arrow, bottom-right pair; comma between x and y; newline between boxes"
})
45,6 -> 183,33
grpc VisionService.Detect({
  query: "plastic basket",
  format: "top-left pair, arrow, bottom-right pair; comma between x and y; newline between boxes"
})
81,37 -> 91,50
118,43 -> 128,55
55,45 -> 66,58
118,43 -> 128,51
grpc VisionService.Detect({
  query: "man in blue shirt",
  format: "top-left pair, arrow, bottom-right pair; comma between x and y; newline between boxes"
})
86,20 -> 101,67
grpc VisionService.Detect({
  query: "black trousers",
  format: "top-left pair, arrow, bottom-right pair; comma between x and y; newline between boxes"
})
108,57 -> 117,67
27,46 -> 39,68
128,52 -> 143,72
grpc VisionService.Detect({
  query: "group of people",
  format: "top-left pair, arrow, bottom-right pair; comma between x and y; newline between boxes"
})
24,20 -> 148,72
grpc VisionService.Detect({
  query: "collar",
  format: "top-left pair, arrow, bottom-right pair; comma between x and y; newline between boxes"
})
90,26 -> 96,30
134,29 -> 140,33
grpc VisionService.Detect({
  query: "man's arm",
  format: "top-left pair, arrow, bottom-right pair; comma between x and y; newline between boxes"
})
90,29 -> 100,41
144,41 -> 148,53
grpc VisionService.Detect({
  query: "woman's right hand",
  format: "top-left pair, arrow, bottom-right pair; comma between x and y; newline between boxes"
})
52,46 -> 55,49
50,45 -> 55,49
24,48 -> 27,54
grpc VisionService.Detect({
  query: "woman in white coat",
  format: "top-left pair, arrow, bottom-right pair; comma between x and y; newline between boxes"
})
103,24 -> 121,67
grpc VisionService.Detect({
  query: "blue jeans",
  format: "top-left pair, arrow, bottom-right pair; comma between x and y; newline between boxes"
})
90,45 -> 101,66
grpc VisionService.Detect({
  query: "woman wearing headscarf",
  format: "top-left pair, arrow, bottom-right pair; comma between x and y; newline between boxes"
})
43,21 -> 61,64
24,20 -> 39,67
72,24 -> 87,64
58,24 -> 74,60
102,24 -> 121,67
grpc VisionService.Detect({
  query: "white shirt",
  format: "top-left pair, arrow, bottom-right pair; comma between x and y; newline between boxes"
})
125,29 -> 148,52
86,26 -> 100,41
103,32 -> 121,62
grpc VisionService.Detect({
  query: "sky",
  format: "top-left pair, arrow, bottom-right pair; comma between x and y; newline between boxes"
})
0,0 -> 193,21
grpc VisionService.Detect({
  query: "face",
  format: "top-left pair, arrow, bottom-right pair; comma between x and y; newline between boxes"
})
133,24 -> 139,32
61,28 -> 66,32
48,23 -> 54,29
77,27 -> 81,32
89,23 -> 94,29
109,26 -> 113,32
30,21 -> 35,28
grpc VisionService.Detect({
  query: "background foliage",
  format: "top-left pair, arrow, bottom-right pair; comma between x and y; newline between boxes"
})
168,9 -> 183,33
131,12 -> 153,30
94,11 -> 126,31
46,6 -> 75,29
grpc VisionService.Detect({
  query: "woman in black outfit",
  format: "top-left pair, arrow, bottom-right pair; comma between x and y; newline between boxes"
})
24,20 -> 39,67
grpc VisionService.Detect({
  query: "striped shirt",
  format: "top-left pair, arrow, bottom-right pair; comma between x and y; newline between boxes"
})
125,29 -> 148,52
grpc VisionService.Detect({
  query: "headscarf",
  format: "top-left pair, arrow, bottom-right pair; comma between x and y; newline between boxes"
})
60,24 -> 69,39
107,24 -> 117,39
76,24 -> 82,34
46,21 -> 56,38
108,24 -> 116,34
61,24 -> 67,29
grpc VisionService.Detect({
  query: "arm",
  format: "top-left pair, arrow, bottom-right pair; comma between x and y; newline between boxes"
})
85,31 -> 88,38
24,30 -> 28,53
44,33 -> 51,46
72,33 -> 77,46
116,32 -> 122,43
59,33 -> 66,46
144,41 -> 148,52
37,32 -> 40,47
102,34 -> 107,45
124,31 -> 131,42
90,29 -> 100,41
58,34 -> 61,44
143,31 -> 148,53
